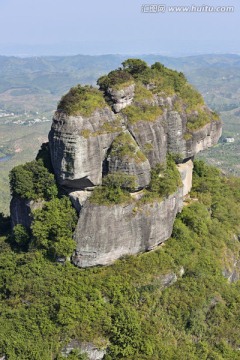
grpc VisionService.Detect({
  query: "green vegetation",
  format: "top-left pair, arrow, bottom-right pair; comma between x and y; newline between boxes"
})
91,155 -> 181,206
186,108 -> 220,131
98,59 -> 212,131
81,119 -> 122,139
122,59 -> 148,76
110,132 -> 147,163
133,83 -> 153,103
187,109 -> 212,131
9,157 -> 77,259
122,104 -> 163,124
90,173 -> 135,205
31,197 -> 77,258
1,161 -> 240,358
141,155 -> 182,203
97,70 -> 134,91
9,159 -> 58,200
57,85 -> 107,117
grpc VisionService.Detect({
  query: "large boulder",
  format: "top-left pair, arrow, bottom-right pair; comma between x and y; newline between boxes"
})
72,189 -> 183,267
107,83 -> 135,112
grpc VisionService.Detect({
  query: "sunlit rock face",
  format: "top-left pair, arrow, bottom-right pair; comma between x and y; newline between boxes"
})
48,108 -> 121,189
72,189 -> 183,267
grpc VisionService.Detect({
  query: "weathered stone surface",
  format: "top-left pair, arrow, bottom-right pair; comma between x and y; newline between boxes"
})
167,110 -> 222,159
72,189 -> 183,267
185,120 -> 222,157
48,108 -> 121,189
61,340 -> 106,360
107,83 -> 135,112
177,159 -> 194,196
159,273 -> 178,288
108,131 -> 151,189
10,197 -> 44,229
127,113 -> 167,167
69,190 -> 92,213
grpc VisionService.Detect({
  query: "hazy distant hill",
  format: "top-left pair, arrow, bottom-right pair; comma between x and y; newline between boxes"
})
1,53 -> 240,113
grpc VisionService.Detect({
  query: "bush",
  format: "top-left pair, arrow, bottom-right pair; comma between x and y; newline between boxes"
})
9,160 -> 58,201
122,104 -> 163,124
31,197 -> 77,258
58,85 -> 106,116
110,132 -> 147,163
97,69 -> 134,91
148,155 -> 182,197
90,173 -> 136,205
13,224 -> 31,249
122,59 -> 148,76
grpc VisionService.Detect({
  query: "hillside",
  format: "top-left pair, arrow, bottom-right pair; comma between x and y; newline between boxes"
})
0,57 -> 240,360
1,161 -> 240,359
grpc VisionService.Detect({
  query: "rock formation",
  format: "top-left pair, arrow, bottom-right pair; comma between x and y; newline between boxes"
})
72,189 -> 183,267
11,59 -> 222,267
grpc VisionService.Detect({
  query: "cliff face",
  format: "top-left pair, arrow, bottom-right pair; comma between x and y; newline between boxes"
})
72,189 -> 183,267
48,107 -> 121,188
49,97 -> 221,192
167,111 -> 222,158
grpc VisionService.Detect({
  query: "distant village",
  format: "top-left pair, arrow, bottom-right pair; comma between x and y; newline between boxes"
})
223,136 -> 235,143
0,109 -> 51,126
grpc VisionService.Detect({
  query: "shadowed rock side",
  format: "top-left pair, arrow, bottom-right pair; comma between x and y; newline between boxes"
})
10,197 -> 44,229
72,189 -> 183,267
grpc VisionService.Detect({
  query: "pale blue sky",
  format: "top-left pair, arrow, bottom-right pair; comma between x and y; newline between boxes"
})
0,0 -> 239,55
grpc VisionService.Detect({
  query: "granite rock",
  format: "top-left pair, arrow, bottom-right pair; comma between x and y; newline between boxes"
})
62,340 -> 106,360
167,110 -> 222,159
48,108 -> 121,189
177,159 -> 194,196
72,189 -> 183,267
69,190 -> 92,213
107,83 -> 135,112
107,131 -> 151,189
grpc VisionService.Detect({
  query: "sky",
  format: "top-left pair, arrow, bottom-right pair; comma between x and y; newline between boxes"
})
0,0 -> 239,56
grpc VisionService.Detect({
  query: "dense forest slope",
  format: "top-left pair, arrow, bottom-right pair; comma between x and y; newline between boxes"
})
1,161 -> 240,359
